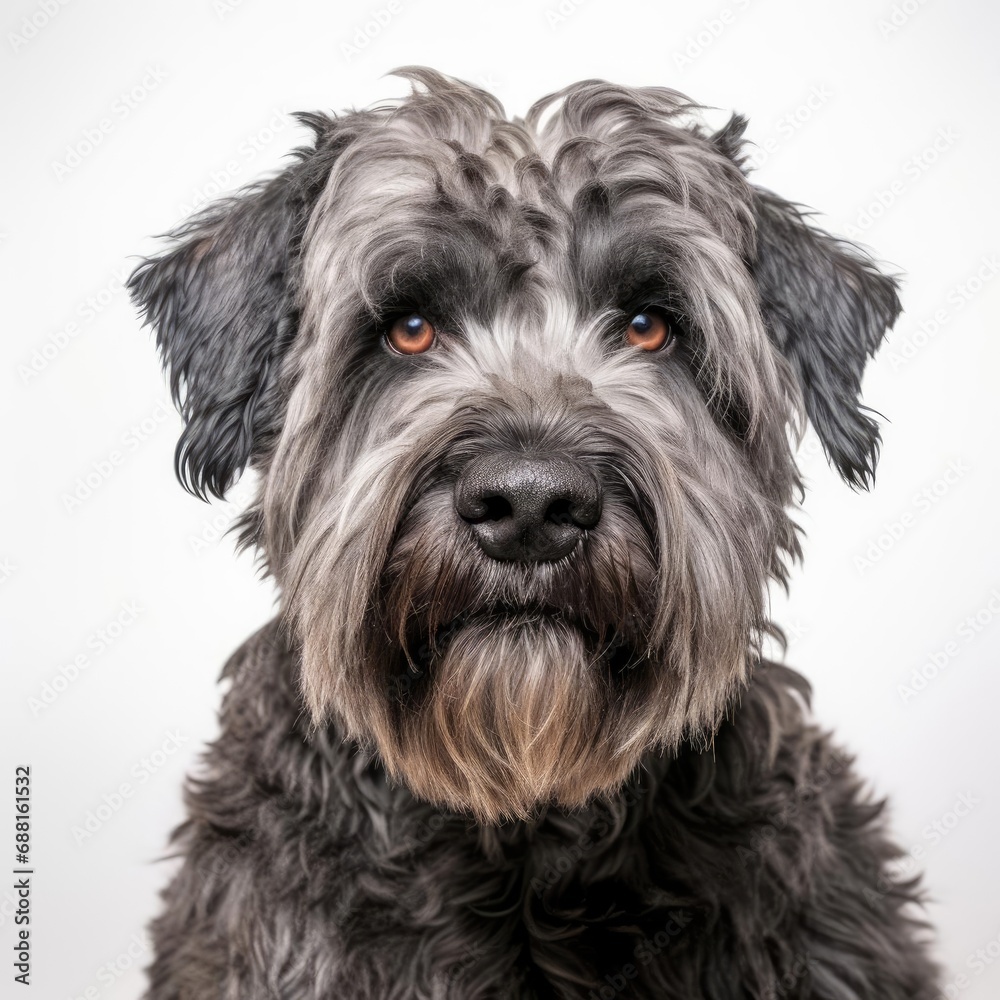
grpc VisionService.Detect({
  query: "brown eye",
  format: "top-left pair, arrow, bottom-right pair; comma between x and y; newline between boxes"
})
387,313 -> 436,354
625,311 -> 671,351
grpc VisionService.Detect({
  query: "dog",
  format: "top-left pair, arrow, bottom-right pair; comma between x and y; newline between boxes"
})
129,68 -> 938,999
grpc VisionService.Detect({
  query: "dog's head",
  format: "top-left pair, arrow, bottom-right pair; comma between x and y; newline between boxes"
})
130,69 -> 900,822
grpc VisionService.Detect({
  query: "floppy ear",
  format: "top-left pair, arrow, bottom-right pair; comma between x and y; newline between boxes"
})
128,115 -> 337,500
750,187 -> 902,489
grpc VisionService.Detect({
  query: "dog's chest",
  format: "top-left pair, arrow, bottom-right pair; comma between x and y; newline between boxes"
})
351,779 -> 706,998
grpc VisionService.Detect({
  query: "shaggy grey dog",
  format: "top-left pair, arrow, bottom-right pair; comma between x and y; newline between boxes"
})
129,69 -> 938,998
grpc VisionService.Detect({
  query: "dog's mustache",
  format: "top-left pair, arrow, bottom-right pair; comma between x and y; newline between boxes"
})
379,489 -> 659,672
396,604 -> 646,678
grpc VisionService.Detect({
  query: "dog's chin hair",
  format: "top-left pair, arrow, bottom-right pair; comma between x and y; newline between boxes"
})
299,609 -> 751,825
377,615 -> 634,823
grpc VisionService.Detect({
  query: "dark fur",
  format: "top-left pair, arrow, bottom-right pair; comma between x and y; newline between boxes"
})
148,623 -> 935,998
130,70 -> 937,997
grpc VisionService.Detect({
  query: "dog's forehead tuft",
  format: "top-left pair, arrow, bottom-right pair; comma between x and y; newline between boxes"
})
311,71 -> 754,257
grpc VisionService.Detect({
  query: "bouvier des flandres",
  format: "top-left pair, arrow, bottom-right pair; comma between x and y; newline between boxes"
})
129,68 -> 937,999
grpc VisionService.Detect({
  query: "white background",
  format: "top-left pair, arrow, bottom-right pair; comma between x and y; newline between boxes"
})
2,0 -> 998,997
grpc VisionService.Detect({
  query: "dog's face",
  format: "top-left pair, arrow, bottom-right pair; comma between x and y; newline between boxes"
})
130,70 -> 900,822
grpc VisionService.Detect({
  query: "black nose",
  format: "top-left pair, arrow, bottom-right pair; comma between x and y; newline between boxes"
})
454,452 -> 602,562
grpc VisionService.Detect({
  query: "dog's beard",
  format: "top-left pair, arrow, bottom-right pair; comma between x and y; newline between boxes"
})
387,614 -> 629,821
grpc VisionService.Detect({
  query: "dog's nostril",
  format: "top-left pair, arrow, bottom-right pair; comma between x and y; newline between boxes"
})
457,494 -> 512,524
546,498 -> 573,527
549,495 -> 600,530
481,495 -> 512,522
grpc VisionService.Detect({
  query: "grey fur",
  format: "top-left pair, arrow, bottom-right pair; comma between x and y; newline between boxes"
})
129,69 -> 936,998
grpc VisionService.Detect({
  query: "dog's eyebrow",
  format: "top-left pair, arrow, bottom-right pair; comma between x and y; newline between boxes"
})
571,227 -> 690,317
356,228 -> 539,326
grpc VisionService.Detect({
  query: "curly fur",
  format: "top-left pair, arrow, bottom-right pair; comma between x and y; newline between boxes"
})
147,623 -> 936,999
